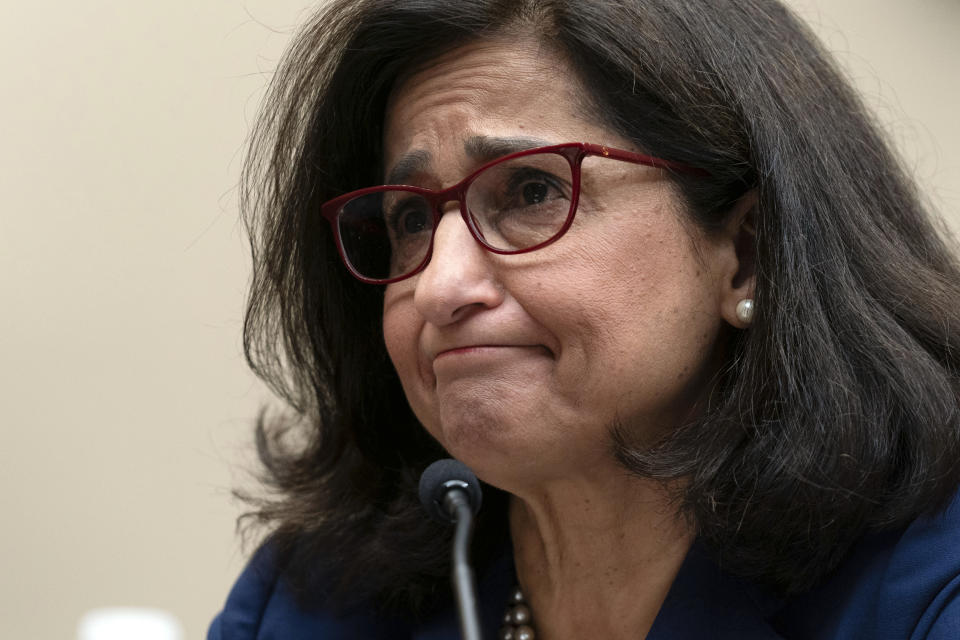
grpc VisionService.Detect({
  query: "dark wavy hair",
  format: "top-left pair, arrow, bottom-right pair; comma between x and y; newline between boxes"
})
237,0 -> 960,619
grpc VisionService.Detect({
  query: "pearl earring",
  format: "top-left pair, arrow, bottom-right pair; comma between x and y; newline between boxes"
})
736,299 -> 755,325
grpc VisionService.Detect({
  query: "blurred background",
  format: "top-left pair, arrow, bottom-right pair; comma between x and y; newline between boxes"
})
0,1 -> 957,637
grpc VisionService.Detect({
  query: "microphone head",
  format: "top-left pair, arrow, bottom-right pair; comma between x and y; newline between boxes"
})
418,458 -> 483,524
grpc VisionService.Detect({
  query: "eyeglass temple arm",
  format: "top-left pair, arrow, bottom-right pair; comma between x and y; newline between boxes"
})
582,142 -> 710,176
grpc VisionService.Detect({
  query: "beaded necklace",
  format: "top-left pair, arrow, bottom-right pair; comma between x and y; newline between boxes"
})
498,586 -> 536,640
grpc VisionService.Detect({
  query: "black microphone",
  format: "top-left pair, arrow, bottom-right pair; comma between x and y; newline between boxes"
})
419,459 -> 484,640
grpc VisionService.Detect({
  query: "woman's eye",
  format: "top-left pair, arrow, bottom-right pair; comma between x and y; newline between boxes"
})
387,198 -> 430,236
521,181 -> 550,205
400,209 -> 428,234
504,170 -> 566,208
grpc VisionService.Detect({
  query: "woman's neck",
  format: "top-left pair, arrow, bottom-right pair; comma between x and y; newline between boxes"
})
508,471 -> 693,640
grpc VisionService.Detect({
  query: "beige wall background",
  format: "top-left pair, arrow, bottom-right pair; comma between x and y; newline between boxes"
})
0,1 -> 956,638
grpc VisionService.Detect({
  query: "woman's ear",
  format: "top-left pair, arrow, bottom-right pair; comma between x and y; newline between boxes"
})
718,190 -> 757,329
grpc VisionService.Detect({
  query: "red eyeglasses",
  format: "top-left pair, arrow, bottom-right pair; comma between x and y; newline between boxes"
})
321,142 -> 707,284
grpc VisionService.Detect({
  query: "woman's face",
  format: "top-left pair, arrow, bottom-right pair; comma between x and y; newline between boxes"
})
381,39 -> 747,488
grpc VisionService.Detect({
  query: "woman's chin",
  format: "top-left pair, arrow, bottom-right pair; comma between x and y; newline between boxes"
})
435,408 -> 519,458
433,418 -> 589,494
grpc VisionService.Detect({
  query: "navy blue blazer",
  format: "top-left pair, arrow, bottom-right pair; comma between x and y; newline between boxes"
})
209,491 -> 960,639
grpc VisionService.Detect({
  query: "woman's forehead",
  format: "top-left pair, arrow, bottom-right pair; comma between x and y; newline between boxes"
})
387,40 -> 580,118
381,42 -> 614,178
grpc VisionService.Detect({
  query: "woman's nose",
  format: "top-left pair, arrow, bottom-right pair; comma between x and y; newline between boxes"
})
413,208 -> 504,326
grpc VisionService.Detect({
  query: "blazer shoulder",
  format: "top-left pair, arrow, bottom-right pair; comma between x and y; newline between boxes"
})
773,489 -> 960,639
207,542 -> 415,640
208,544 -> 281,640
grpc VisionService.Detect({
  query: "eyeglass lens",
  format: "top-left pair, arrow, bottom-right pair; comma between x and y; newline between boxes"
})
336,151 -> 574,281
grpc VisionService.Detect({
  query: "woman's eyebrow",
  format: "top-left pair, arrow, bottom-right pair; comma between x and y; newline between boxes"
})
386,149 -> 432,185
384,135 -> 552,185
463,135 -> 552,163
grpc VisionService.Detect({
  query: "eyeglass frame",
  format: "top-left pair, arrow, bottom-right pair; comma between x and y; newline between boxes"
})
320,141 -> 709,285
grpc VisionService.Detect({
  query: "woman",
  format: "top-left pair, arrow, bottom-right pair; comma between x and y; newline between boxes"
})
210,0 -> 960,638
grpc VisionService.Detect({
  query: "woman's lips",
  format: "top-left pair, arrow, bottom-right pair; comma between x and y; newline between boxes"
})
434,344 -> 549,358
431,345 -> 552,374
435,345 -> 511,357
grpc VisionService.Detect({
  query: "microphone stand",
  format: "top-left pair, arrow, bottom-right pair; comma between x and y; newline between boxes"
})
444,487 -> 482,640
419,459 -> 485,640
